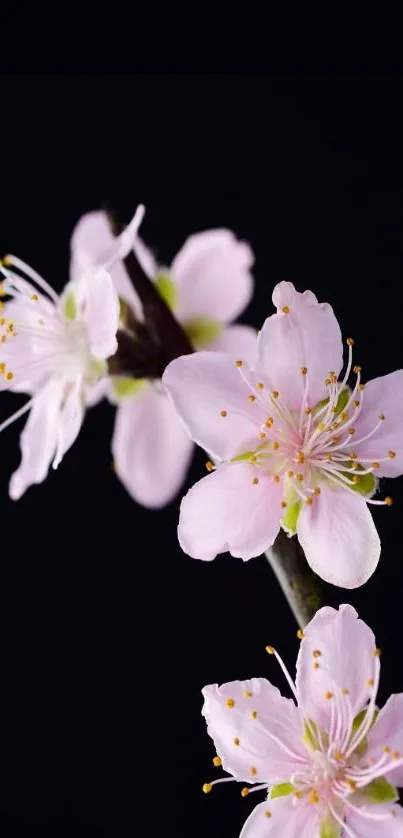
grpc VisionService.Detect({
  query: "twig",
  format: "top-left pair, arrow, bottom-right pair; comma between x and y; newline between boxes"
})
265,531 -> 323,628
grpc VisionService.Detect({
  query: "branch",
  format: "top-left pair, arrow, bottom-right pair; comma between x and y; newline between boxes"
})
265,531 -> 323,629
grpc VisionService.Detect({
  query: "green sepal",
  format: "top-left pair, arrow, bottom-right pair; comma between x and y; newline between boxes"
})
342,463 -> 376,498
268,782 -> 295,799
63,292 -> 77,320
154,272 -> 177,311
231,450 -> 257,463
359,776 -> 398,804
320,815 -> 341,838
302,719 -> 319,751
112,377 -> 145,400
184,317 -> 223,349
350,708 -> 379,755
314,387 -> 350,416
281,500 -> 302,536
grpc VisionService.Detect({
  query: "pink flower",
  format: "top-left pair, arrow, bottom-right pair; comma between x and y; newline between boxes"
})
70,212 -> 256,508
0,207 -> 144,499
163,282 -> 403,588
201,604 -> 403,838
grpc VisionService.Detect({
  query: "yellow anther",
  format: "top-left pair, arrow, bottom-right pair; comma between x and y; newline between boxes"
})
392,751 -> 401,759
235,360 -> 243,367
297,629 -> 305,640
0,301 -> 3,311
330,373 -> 337,384
5,371 -> 13,381
313,662 -> 320,670
378,413 -> 385,420
243,690 -> 252,698
309,790 -> 319,804
272,475 -> 280,483
280,500 -> 287,508
257,382 -> 265,390
352,475 -> 360,484
347,337 -> 355,346
296,473 -> 304,482
265,417 -> 274,428
273,441 -> 280,450
249,455 -> 257,463
373,648 -> 382,657
220,410 -> 227,417
383,746 -> 391,753
304,407 -> 312,414
248,394 -> 256,402
313,487 -> 321,496
341,688 -> 350,695
332,436 -> 341,444
213,756 -> 222,767
0,317 -> 5,325
281,306 -> 290,314
341,411 -> 349,420
346,780 -> 357,791
287,469 -> 294,477
348,429 -> 356,437
1,335 -> 7,343
312,649 -> 322,657
203,783 -> 213,794
258,432 -> 266,440
331,407 -> 338,414
294,790 -> 304,799
265,645 -> 275,655
358,383 -> 365,391
226,698 -> 235,709
318,423 -> 326,432
371,462 -> 380,469
326,455 -> 333,462
349,452 -> 357,459
0,362 -> 4,374
297,452 -> 305,464
335,751 -> 344,762
385,496 -> 393,506
234,738 -> 240,746
367,678 -> 375,687
353,365 -> 362,374
250,710 -> 258,720
325,691 -> 333,700
30,293 -> 39,301
241,788 -> 249,797
324,378 -> 331,386
252,477 -> 259,485
301,366 -> 308,376
306,497 -> 313,505
388,450 -> 396,459
2,256 -> 10,267
249,767 -> 257,776
265,810 -> 272,818
353,400 -> 360,408
0,281 -> 5,296
205,461 -> 214,472
271,390 -> 279,399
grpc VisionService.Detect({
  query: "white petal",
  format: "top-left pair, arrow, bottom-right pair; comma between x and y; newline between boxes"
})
9,379 -> 62,500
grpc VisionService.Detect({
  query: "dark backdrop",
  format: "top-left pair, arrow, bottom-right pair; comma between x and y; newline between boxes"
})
0,73 -> 403,836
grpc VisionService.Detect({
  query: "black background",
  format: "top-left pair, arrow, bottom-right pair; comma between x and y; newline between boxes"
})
0,74 -> 403,836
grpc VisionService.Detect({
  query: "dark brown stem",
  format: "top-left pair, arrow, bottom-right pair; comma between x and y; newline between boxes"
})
265,532 -> 323,628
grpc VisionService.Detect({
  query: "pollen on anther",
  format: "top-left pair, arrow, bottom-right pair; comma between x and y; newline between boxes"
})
252,477 -> 259,485
213,756 -> 222,767
385,496 -> 393,506
281,500 -> 287,508
312,649 -> 321,657
234,738 -> 240,746
341,688 -> 350,695
241,788 -> 249,797
313,662 -> 320,670
249,767 -> 257,776
335,751 -> 344,762
388,450 -> 396,459
265,645 -> 275,655
203,783 -> 213,794
250,710 -> 258,720
258,432 -> 266,440
235,360 -> 243,367
265,811 -> 272,818
281,306 -> 290,314
5,371 -> 13,381
367,678 -> 375,687
226,698 -> 236,709
383,746 -> 391,753
265,417 -> 274,428
346,780 -> 357,791
378,413 -> 385,421
353,365 -> 362,374
353,400 -> 360,408
30,293 -> 39,301
273,475 -> 280,483
304,407 -> 312,414
287,470 -> 294,477
220,410 -> 227,417
359,383 -> 365,391
306,497 -> 313,505
372,462 -> 380,469
324,378 -> 331,386
205,461 -> 214,472
309,790 -> 319,804
273,441 -> 280,450
296,474 -> 304,482
271,391 -> 279,399
347,337 -> 355,346
297,629 -> 305,640
0,363 -> 5,374
348,428 -> 356,435
325,691 -> 333,700
257,382 -> 265,390
352,475 -> 360,484
248,395 -> 256,403
393,751 -> 401,759
373,648 -> 382,657
297,452 -> 305,464
301,366 -> 308,376
249,455 -> 257,464
314,487 -> 321,496
243,690 -> 252,698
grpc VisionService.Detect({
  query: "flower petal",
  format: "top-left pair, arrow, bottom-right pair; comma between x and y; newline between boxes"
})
257,283 -> 343,410
353,371 -> 403,477
240,798 -> 319,838
202,679 -> 307,785
52,378 -> 85,470
296,604 -> 377,732
178,463 -> 282,561
172,229 -> 254,323
346,802 -> 403,837
78,268 -> 120,360
163,352 -> 266,461
210,325 -> 258,366
367,695 -> 403,786
112,384 -> 193,509
296,486 -> 380,588
9,379 -> 62,500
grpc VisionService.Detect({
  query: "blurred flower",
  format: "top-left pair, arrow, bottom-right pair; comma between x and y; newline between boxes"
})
163,282 -> 403,588
71,212 -> 256,508
201,604 -> 403,838
0,206 -> 144,499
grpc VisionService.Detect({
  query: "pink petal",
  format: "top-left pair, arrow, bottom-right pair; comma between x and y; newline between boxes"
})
163,352 -> 266,461
346,803 -> 403,837
272,281 -> 319,312
296,486 -> 380,588
210,325 -> 258,366
367,694 -> 403,786
52,378 -> 85,470
112,384 -> 193,509
240,798 -> 319,838
9,379 -> 62,500
296,604 -> 377,732
202,678 -> 307,785
178,463 -> 282,561
172,229 -> 254,324
353,371 -> 403,477
80,268 -> 120,360
257,284 -> 343,410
